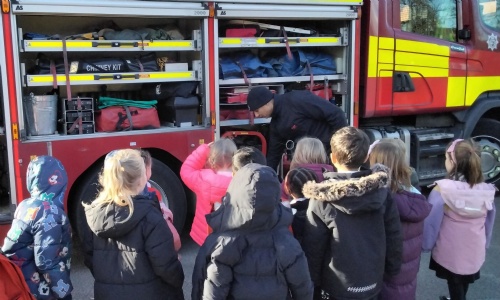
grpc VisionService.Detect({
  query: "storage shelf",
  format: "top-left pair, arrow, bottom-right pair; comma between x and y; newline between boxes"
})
25,71 -> 198,87
219,36 -> 343,48
220,118 -> 271,126
23,39 -> 197,52
219,74 -> 344,86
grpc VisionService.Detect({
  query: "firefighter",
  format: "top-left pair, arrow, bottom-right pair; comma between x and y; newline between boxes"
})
247,86 -> 347,171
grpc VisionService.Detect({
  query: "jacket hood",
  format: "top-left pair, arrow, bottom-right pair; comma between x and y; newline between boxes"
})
303,164 -> 390,214
436,179 -> 496,218
26,155 -> 68,209
392,190 -> 432,223
85,194 -> 154,239
207,163 -> 293,232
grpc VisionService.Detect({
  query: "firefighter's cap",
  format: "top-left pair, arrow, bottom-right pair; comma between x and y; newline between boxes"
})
247,86 -> 274,111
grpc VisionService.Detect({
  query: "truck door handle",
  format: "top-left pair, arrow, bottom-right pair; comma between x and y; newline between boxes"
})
393,72 -> 415,92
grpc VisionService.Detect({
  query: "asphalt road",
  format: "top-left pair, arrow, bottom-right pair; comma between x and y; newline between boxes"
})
71,199 -> 500,300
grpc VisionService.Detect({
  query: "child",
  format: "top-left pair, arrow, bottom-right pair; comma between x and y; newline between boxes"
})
369,139 -> 432,300
1,156 -> 73,300
282,137 -> 334,204
191,163 -> 314,300
140,150 -> 181,252
302,126 -> 402,300
290,137 -> 335,181
369,138 -> 420,189
84,149 -> 184,300
283,167 -> 318,247
180,138 -> 237,246
423,139 -> 496,300
231,146 -> 267,174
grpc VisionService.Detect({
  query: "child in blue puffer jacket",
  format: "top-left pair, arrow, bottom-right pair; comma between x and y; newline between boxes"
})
2,156 -> 73,299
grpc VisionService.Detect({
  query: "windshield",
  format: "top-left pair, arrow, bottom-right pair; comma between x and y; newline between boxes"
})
478,0 -> 500,30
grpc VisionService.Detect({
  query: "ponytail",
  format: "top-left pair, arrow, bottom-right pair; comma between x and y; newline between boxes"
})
447,139 -> 483,186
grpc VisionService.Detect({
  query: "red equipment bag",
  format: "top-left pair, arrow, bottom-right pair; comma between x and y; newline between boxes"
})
220,109 -> 253,120
306,83 -> 333,100
95,106 -> 160,132
225,25 -> 260,37
0,251 -> 35,300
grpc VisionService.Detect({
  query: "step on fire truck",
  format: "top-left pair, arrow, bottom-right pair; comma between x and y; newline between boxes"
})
1,0 -> 499,238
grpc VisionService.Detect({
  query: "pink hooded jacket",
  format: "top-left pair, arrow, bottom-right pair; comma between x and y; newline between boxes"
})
180,144 -> 232,246
423,179 -> 496,275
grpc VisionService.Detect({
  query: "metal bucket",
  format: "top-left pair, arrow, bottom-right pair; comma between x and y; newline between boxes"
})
23,93 -> 58,136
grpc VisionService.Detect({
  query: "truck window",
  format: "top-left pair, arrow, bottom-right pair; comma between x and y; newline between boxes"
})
400,0 -> 457,42
478,0 -> 500,30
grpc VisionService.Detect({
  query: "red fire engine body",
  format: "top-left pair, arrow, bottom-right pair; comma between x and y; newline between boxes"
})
0,0 -> 499,239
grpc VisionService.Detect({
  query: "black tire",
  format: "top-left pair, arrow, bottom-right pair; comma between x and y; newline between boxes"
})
73,158 -> 187,239
73,168 -> 100,241
471,118 -> 500,187
148,158 -> 187,232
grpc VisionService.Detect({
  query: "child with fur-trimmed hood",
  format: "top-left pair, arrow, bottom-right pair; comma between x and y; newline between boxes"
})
302,127 -> 402,300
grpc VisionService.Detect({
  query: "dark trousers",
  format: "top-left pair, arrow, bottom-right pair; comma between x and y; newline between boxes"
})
447,281 -> 470,300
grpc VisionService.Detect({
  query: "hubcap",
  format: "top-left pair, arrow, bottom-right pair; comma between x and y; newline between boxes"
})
474,136 -> 500,182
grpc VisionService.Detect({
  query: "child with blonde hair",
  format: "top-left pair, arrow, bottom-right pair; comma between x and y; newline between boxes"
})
423,139 -> 496,300
180,138 -> 237,246
290,137 -> 334,181
84,149 -> 184,300
369,139 -> 432,300
281,137 -> 334,203
141,150 -> 181,252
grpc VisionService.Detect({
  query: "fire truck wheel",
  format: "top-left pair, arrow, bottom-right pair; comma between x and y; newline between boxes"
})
148,158 -> 187,232
472,118 -> 500,187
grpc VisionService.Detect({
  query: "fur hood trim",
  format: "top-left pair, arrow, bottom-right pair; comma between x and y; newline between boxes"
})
303,164 -> 390,202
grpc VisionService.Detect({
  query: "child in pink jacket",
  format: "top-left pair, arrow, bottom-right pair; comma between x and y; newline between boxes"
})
180,139 -> 237,246
423,139 -> 496,300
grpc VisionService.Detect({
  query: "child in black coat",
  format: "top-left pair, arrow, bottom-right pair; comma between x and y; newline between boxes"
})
284,167 -> 318,246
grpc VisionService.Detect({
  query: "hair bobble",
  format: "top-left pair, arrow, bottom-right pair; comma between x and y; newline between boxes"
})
368,140 -> 380,156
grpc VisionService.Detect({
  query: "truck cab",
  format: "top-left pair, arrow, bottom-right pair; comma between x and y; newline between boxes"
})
359,0 -> 500,186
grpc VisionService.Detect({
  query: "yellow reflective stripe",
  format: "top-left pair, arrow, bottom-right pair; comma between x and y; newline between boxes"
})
378,49 -> 394,64
138,41 -> 193,48
220,37 -> 339,45
394,65 -> 448,77
141,72 -> 194,79
379,37 -> 394,50
28,72 -> 195,83
368,36 -> 379,77
25,40 -> 93,48
466,76 -> 500,106
25,40 -> 193,49
29,74 -> 96,83
378,63 -> 393,77
396,52 -> 449,69
396,39 -> 449,56
447,77 -> 466,107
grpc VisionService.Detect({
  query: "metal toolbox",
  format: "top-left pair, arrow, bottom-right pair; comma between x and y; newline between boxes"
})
60,97 -> 95,135
66,122 -> 95,135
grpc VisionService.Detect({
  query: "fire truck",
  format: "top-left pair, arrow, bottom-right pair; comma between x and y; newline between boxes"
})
1,0 -> 499,238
